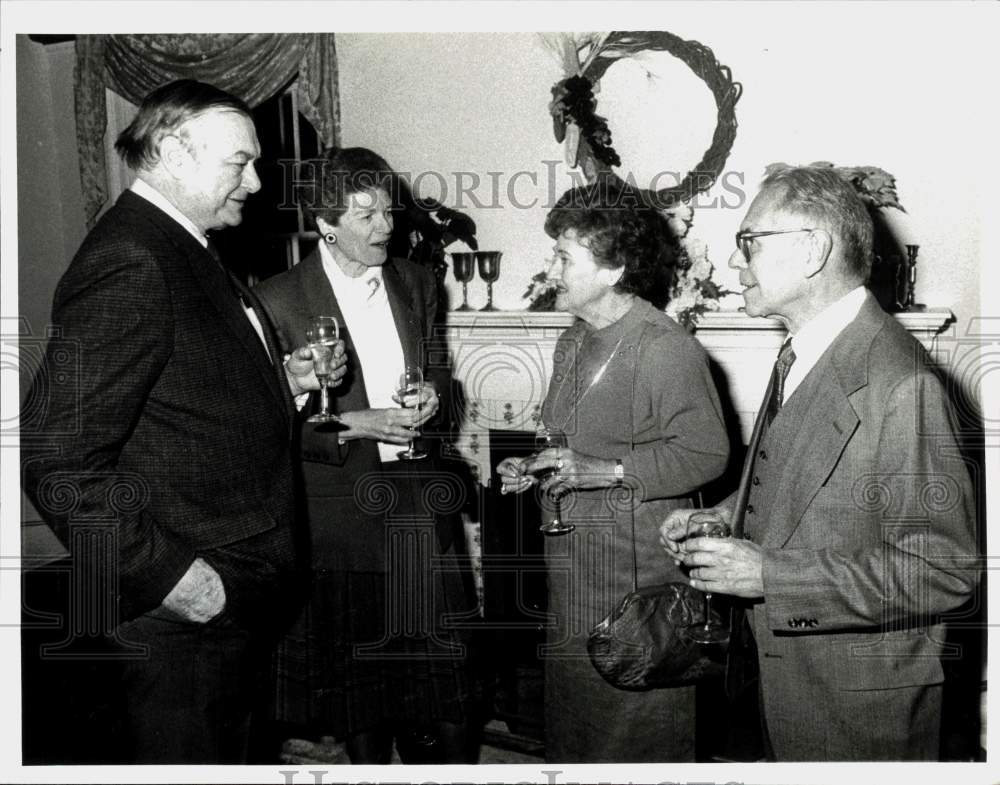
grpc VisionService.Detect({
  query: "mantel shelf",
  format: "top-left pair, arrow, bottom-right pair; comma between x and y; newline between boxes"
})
445,308 -> 954,335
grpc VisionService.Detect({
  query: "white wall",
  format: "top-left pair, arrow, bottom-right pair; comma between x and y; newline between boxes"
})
337,8 -> 991,369
339,31 -> 572,309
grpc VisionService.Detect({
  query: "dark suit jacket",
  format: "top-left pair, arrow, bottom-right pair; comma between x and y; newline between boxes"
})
731,294 -> 978,759
254,251 -> 454,572
21,190 -> 304,627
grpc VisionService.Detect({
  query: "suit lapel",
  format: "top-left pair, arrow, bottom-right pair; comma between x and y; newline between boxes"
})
232,278 -> 295,417
299,251 -> 348,336
185,240 -> 289,413
383,262 -> 422,369
762,298 -> 884,548
764,377 -> 859,548
297,251 -> 419,411
294,251 -> 367,410
123,192 -> 289,416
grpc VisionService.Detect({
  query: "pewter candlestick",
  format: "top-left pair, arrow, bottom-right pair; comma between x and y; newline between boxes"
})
903,244 -> 924,311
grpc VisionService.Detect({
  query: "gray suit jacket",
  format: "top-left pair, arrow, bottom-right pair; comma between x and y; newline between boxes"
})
734,294 -> 977,759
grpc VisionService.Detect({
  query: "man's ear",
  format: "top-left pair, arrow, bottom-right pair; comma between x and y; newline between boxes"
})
158,134 -> 191,179
803,228 -> 833,278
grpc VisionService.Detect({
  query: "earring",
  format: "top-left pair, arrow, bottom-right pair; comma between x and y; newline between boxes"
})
323,232 -> 337,245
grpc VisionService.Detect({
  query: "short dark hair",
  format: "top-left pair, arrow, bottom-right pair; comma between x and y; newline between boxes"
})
760,166 -> 874,283
115,79 -> 252,170
297,147 -> 397,229
544,178 -> 677,307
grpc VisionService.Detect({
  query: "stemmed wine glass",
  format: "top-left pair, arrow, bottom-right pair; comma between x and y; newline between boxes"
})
683,511 -> 732,644
532,425 -> 574,535
451,252 -> 475,311
397,365 -> 428,461
306,315 -> 341,424
476,251 -> 502,312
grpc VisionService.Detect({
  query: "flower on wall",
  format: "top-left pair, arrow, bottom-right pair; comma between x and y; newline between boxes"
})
662,203 -> 732,331
522,268 -> 559,312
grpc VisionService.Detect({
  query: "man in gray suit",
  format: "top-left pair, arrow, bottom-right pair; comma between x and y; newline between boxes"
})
660,166 -> 978,760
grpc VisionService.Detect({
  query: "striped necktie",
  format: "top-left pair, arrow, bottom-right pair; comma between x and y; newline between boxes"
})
765,339 -> 796,425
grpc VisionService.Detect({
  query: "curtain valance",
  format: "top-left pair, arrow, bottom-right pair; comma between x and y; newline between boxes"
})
75,33 -> 340,226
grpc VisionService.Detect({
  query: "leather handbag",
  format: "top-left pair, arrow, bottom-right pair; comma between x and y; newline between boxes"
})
586,562 -> 726,691
585,323 -> 724,690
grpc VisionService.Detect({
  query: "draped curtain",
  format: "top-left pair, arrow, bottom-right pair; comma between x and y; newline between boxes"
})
74,33 -> 340,226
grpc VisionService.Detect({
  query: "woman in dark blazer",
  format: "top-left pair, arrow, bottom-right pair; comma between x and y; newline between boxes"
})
254,148 -> 474,764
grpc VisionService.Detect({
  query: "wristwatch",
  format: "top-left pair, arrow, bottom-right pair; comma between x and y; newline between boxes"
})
613,459 -> 625,487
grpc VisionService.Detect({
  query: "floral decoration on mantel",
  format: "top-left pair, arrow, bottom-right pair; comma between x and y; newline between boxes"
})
529,31 -> 741,328
662,203 -> 732,330
522,270 -> 559,312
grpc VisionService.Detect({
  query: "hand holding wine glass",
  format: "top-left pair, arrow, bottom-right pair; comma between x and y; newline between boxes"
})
396,365 -> 428,461
682,511 -> 732,644
306,316 -> 342,424
530,425 -> 574,535
497,456 -> 535,496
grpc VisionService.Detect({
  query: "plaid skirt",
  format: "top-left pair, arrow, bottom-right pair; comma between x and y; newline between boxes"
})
272,530 -> 475,736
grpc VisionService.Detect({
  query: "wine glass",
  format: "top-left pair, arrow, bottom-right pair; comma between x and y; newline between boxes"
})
683,511 -> 732,644
532,426 -> 574,535
397,365 -> 428,461
476,251 -> 502,312
451,252 -> 476,311
306,315 -> 341,424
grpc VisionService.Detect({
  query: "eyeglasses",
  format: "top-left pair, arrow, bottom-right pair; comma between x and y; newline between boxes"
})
735,228 -> 816,262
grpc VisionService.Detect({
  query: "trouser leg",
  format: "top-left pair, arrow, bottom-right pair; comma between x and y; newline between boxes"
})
117,608 -> 261,764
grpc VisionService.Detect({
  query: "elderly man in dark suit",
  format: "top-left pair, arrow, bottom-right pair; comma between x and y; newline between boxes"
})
660,166 -> 978,760
21,79 -> 346,763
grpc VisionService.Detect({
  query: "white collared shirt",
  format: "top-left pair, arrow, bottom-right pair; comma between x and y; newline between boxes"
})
129,178 -> 270,359
131,177 -> 207,247
783,286 -> 867,404
319,242 -> 405,463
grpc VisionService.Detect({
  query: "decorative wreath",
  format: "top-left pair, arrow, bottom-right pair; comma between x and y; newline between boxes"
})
546,31 -> 743,207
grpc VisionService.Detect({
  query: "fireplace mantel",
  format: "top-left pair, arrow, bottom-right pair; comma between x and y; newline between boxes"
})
445,307 -> 953,338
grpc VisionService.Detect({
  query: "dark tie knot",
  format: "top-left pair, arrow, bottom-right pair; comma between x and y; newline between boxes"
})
776,339 -> 796,379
